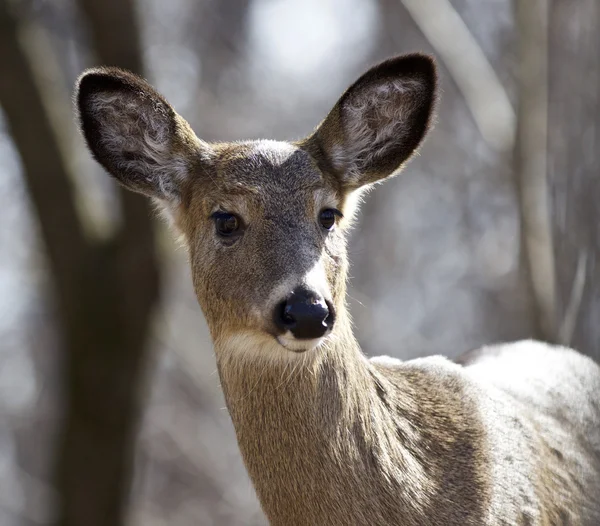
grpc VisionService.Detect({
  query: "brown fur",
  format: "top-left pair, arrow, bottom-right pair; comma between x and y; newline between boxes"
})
76,54 -> 600,525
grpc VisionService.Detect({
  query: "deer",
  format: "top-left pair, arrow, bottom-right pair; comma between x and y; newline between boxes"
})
75,53 -> 600,525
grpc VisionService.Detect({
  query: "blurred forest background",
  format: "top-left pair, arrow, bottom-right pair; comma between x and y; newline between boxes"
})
0,0 -> 598,524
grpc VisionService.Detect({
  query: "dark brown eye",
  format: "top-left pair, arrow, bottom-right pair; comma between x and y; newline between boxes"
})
213,212 -> 240,237
319,209 -> 341,230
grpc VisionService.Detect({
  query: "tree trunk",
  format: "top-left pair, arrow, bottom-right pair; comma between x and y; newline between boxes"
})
0,0 -> 160,524
548,0 -> 600,359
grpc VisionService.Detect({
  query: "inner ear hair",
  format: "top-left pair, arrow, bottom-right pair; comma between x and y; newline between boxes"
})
76,67 -> 208,201
304,53 -> 438,189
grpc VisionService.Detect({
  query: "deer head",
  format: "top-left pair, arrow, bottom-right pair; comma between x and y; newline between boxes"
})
76,54 -> 437,359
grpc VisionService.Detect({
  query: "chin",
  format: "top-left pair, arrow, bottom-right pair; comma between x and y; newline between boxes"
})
276,334 -> 326,353
215,329 -> 328,365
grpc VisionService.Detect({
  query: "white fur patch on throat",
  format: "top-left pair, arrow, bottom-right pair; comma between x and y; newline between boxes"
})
277,333 -> 325,353
215,330 -> 322,368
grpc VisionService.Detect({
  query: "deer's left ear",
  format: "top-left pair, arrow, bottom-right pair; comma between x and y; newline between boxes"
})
303,54 -> 438,189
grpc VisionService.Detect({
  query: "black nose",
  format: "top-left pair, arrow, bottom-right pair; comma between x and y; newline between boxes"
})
274,287 -> 335,339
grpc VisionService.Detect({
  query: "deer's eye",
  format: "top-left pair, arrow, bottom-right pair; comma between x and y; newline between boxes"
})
213,212 -> 241,237
319,209 -> 342,230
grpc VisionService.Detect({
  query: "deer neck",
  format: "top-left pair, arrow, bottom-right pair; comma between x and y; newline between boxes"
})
213,309 -> 431,524
213,303 -> 490,525
214,309 -> 373,434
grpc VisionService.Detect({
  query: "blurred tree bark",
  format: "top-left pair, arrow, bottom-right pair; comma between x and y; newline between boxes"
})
0,1 -> 159,525
192,0 -> 251,93
190,0 -> 251,139
548,0 -> 600,359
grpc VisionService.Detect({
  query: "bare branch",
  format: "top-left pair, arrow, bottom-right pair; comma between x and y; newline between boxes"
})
559,250 -> 587,346
401,0 -> 515,152
514,0 -> 557,342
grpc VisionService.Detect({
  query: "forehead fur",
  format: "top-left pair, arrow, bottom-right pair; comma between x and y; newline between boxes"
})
213,140 -> 328,192
248,140 -> 298,166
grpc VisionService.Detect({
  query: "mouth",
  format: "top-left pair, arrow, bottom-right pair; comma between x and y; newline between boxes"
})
275,334 -> 326,353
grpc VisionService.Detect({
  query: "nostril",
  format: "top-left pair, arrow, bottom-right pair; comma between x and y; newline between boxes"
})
324,300 -> 336,328
282,303 -> 296,326
274,300 -> 296,331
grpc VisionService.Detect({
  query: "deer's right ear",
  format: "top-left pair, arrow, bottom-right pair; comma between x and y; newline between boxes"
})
303,54 -> 438,189
76,67 -> 211,202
